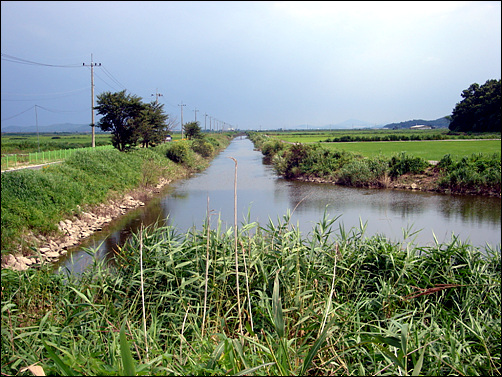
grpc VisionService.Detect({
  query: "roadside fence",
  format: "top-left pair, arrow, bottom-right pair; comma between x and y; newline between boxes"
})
1,145 -> 114,171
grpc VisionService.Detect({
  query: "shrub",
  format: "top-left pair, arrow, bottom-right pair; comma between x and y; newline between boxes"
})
191,139 -> 214,158
437,154 -> 454,171
337,156 -> 389,187
389,152 -> 429,178
281,143 -> 312,178
205,137 -> 221,148
438,153 -> 501,192
301,146 -> 357,178
165,141 -> 196,166
261,139 -> 286,158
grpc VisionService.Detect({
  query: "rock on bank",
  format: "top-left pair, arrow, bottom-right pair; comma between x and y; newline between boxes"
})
1,178 -> 171,271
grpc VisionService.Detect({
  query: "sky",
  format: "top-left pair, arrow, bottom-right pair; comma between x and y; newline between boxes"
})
1,1 -> 501,131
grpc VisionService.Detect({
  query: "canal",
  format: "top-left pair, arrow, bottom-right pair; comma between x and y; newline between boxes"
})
56,137 -> 501,273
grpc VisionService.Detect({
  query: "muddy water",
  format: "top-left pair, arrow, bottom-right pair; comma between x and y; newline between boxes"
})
56,137 -> 501,274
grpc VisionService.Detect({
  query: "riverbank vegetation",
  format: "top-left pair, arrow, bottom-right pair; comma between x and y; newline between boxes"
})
1,133 -> 232,256
248,132 -> 501,196
1,213 -> 500,375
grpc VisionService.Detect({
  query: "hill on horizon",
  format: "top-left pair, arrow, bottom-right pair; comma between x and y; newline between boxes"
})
382,117 -> 450,129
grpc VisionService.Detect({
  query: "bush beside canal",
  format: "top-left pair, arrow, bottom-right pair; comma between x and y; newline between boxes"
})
248,132 -> 501,196
1,215 -> 500,375
1,134 -> 232,259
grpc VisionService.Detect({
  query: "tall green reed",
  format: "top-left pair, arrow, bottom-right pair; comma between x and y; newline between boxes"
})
1,211 -> 500,375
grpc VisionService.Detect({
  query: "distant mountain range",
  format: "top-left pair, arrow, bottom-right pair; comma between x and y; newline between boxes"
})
2,117 -> 451,133
292,119 -> 381,130
292,117 -> 451,130
382,117 -> 451,129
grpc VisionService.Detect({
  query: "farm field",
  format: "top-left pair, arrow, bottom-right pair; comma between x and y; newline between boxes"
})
267,129 -> 500,144
321,139 -> 501,161
266,130 -> 501,161
0,132 -> 187,154
0,133 -> 113,154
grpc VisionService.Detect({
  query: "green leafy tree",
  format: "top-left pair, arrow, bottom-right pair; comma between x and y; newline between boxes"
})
183,121 -> 203,140
95,90 -> 145,151
449,79 -> 501,133
136,102 -> 170,147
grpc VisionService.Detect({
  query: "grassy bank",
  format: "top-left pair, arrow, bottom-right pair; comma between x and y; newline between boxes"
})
1,213 -> 500,375
1,134 -> 232,255
248,132 -> 501,196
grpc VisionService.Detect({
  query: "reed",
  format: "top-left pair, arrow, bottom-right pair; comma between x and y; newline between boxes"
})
228,156 -> 243,337
1,213 -> 500,375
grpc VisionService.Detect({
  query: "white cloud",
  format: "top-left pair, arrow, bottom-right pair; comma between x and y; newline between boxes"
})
273,1 -> 473,21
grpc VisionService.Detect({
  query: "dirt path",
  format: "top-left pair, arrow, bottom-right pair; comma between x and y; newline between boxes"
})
1,161 -> 63,173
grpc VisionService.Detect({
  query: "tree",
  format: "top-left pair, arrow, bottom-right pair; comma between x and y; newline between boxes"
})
449,79 -> 501,133
136,102 -> 170,147
95,90 -> 145,151
183,121 -> 203,140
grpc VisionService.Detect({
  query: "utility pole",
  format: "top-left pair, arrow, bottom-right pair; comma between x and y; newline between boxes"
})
35,105 -> 40,153
178,101 -> 186,138
151,88 -> 163,105
193,107 -> 199,122
204,113 -> 207,131
83,54 -> 101,148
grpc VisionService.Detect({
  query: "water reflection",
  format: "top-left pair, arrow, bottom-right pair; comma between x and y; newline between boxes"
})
56,137 -> 501,274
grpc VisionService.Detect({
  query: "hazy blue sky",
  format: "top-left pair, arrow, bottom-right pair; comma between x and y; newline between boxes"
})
1,1 -> 501,130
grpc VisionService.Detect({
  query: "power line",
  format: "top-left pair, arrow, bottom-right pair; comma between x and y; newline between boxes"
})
1,105 -> 35,121
35,105 -> 88,113
92,70 -> 121,91
1,53 -> 82,68
0,104 -> 87,122
1,87 -> 90,102
1,87 -> 90,97
101,66 -> 127,90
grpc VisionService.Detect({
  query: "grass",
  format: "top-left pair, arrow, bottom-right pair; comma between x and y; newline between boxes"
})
320,140 -> 502,161
1,134 -> 232,254
1,212 -> 500,375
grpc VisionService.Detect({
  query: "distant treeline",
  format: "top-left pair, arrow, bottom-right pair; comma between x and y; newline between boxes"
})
324,133 -> 449,142
322,131 -> 486,143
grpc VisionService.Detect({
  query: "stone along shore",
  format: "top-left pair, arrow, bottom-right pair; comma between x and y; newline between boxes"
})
2,178 -> 172,271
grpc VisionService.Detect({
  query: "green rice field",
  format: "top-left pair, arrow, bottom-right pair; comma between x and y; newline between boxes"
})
320,140 -> 501,161
266,130 -> 501,161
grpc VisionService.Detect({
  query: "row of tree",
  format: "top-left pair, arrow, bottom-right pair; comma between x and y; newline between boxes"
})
95,90 -> 206,151
449,79 -> 501,133
95,90 -> 173,151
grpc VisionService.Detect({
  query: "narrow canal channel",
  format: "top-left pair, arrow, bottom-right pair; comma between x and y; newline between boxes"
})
56,137 -> 501,274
